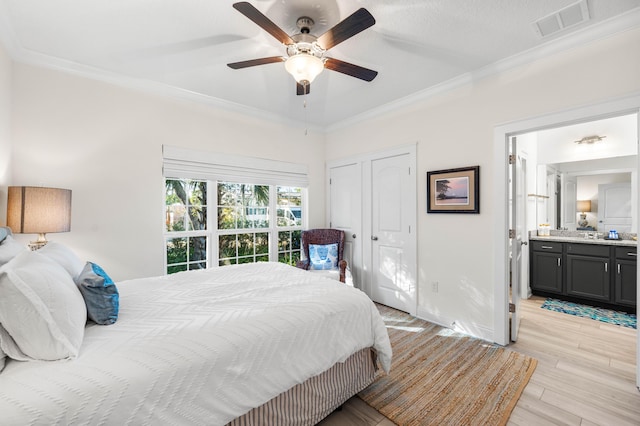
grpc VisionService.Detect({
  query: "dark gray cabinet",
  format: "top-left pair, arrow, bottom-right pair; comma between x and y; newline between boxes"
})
530,241 -> 563,294
530,240 -> 636,310
566,243 -> 610,302
615,247 -> 637,307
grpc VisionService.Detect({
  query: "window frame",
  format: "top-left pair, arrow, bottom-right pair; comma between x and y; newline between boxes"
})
164,179 -> 306,273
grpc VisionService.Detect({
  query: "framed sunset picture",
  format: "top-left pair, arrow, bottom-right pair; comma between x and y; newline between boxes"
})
427,166 -> 479,213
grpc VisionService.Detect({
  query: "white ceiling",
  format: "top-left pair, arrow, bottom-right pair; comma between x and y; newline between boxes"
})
1,0 -> 639,130
536,113 -> 638,166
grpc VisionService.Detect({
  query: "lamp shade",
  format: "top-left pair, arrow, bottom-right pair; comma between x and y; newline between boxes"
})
284,53 -> 324,84
576,199 -> 591,213
7,186 -> 72,235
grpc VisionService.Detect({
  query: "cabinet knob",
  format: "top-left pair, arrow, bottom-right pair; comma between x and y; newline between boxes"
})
371,236 -> 378,241
352,234 -> 356,239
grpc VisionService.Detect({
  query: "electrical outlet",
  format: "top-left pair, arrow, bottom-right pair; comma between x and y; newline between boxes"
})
432,281 -> 439,293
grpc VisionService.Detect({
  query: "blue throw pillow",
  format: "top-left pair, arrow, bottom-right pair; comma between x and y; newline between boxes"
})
75,262 -> 119,325
309,243 -> 339,270
0,227 -> 8,243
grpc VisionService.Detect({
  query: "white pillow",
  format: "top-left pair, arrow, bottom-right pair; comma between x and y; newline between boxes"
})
0,235 -> 28,266
38,241 -> 85,280
0,322 -> 30,361
0,251 -> 86,361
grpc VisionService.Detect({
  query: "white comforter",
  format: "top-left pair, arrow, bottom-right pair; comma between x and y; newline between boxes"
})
0,262 -> 392,425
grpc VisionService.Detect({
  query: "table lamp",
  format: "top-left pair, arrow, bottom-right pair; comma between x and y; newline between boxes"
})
6,186 -> 72,250
576,199 -> 591,228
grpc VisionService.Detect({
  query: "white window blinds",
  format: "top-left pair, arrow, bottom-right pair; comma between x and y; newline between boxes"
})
162,145 -> 309,187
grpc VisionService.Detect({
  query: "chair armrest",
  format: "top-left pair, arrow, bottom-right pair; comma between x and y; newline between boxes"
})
338,260 -> 347,283
296,259 -> 310,270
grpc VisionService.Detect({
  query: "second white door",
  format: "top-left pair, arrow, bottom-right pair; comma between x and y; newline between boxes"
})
370,153 -> 417,315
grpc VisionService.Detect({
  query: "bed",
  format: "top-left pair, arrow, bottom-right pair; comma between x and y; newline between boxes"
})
0,235 -> 392,425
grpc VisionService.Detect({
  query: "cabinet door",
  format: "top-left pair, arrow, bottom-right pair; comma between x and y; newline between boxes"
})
566,255 -> 610,302
615,259 -> 637,307
531,251 -> 563,294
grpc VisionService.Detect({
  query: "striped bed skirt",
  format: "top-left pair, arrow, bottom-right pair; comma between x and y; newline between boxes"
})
228,347 -> 378,425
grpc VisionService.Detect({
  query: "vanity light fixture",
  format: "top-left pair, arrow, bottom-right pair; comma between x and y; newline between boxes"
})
574,134 -> 606,144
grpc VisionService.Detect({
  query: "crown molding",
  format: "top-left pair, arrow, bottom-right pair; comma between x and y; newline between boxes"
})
325,7 -> 640,133
10,48 -> 325,133
1,5 -> 639,135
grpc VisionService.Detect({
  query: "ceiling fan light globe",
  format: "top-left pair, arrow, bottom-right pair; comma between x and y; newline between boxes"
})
285,54 -> 324,84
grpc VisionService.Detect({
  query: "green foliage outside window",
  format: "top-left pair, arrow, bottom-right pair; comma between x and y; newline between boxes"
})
165,179 -> 207,272
165,179 -> 303,274
278,230 -> 302,266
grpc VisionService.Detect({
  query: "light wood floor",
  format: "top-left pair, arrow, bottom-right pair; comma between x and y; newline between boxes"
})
319,296 -> 639,425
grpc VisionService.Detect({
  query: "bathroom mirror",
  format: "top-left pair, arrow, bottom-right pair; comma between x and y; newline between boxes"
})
529,113 -> 638,234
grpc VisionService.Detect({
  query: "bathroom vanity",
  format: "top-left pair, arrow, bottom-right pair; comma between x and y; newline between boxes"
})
529,233 -> 637,313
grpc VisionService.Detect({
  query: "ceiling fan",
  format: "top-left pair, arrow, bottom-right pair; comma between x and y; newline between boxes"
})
227,2 -> 378,95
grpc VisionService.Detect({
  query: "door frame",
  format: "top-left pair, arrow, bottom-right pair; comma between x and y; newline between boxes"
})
493,92 -> 640,387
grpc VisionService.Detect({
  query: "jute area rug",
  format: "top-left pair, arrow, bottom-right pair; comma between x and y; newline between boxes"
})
359,305 -> 537,426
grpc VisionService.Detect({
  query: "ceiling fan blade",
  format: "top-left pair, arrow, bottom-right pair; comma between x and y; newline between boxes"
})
324,58 -> 378,82
227,56 -> 285,69
233,2 -> 294,45
296,82 -> 310,96
317,8 -> 375,50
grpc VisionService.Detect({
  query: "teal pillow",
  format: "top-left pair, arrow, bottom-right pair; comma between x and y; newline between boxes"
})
309,243 -> 339,270
0,227 -> 8,243
75,262 -> 119,325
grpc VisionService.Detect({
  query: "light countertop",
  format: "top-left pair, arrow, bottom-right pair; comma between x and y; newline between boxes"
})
529,234 -> 637,247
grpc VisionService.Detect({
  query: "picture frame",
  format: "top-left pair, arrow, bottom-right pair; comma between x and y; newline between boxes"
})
427,166 -> 480,213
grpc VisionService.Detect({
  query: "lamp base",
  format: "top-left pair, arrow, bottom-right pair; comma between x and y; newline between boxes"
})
578,214 -> 588,228
29,233 -> 48,251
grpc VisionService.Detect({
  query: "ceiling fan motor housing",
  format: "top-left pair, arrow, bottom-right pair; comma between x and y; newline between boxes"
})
287,33 -> 325,59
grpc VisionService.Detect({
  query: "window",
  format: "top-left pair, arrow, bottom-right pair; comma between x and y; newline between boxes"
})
162,146 -> 308,274
164,179 -> 304,273
165,179 -> 208,274
276,186 -> 303,265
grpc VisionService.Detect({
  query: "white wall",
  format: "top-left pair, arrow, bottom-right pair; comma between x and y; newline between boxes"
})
10,64 -> 326,280
325,28 -> 640,339
0,41 -> 11,224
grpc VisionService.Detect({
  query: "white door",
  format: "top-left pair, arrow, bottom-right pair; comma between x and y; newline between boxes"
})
329,163 -> 362,287
370,154 -> 417,315
598,183 -> 632,233
561,174 -> 577,230
509,138 -> 526,342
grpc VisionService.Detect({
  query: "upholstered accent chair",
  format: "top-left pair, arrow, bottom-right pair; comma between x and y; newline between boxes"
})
296,228 -> 348,283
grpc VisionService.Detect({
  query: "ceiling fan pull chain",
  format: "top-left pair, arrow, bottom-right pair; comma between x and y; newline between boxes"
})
304,99 -> 308,136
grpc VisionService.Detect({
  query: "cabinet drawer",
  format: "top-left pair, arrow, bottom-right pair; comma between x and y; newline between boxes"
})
615,246 -> 637,260
531,241 -> 562,253
566,243 -> 610,257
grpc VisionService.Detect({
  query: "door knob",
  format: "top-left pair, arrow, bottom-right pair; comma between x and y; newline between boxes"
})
371,236 -> 378,241
521,241 -> 528,246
